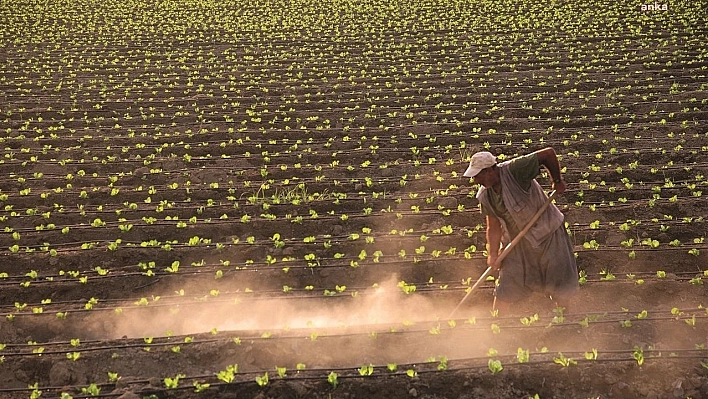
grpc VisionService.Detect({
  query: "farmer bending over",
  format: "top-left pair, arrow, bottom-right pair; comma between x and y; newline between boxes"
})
463,147 -> 578,314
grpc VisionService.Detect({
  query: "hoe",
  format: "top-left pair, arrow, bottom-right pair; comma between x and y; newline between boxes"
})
448,190 -> 559,318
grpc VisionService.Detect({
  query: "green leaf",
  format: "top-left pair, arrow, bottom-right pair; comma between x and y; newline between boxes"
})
327,371 -> 338,388
488,359 -> 503,374
255,372 -> 269,386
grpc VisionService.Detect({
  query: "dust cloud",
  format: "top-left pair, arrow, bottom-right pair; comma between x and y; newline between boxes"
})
78,272 -> 497,366
78,186 -> 550,364
98,274 -> 470,338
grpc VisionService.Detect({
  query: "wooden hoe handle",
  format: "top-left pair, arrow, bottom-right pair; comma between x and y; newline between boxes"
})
448,190 -> 559,318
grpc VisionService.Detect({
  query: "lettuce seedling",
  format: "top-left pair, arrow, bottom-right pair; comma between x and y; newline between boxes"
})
327,372 -> 338,388
164,374 -> 185,389
358,364 -> 374,376
488,359 -> 503,374
553,352 -> 577,367
632,346 -> 644,366
193,381 -> 210,393
217,364 -> 238,383
584,349 -> 598,360
80,384 -> 100,396
516,348 -> 529,363
107,372 -> 120,382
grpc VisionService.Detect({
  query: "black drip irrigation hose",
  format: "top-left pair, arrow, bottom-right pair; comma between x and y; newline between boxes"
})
1,350 -> 706,398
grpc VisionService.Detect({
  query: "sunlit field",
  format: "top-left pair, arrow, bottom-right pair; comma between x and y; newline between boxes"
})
1,0 -> 707,398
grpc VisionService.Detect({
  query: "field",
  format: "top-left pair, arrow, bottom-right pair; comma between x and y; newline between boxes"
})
1,0 -> 707,398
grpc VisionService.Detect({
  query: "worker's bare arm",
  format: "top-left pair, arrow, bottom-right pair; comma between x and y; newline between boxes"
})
486,215 -> 503,270
534,147 -> 566,195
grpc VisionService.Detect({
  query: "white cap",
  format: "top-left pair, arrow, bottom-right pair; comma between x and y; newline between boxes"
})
463,151 -> 497,177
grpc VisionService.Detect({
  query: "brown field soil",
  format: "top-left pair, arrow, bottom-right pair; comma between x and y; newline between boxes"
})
1,0 -> 707,398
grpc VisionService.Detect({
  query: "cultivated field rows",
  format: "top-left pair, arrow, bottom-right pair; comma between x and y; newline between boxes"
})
1,0 -> 707,398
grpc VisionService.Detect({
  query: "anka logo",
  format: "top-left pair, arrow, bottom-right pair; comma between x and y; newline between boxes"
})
640,2 -> 668,11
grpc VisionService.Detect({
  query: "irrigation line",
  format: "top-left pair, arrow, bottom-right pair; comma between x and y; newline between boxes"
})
6,212 -> 696,240
4,71 -> 700,100
1,158 -> 705,193
2,40 -> 699,75
1,198 -> 706,239
2,315 -> 706,361
0,180 -> 705,217
1,269 -> 705,316
3,69 -> 697,110
2,304 -> 706,355
1,245 -> 706,292
1,116 -> 701,151
1,242 -> 706,290
2,287 -> 705,328
6,221 -> 704,250
1,267 -> 706,311
0,204 -> 704,239
1,112 -> 701,152
1,87 -> 696,119
0,200 -> 704,236
5,25 -> 700,51
3,71 -> 698,111
0,126 -> 704,166
4,144 -> 704,182
0,150 -> 704,186
1,350 -> 706,398
1,99 -> 697,143
0,241 -> 705,276
0,190 -> 704,223
1,155 -> 706,187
